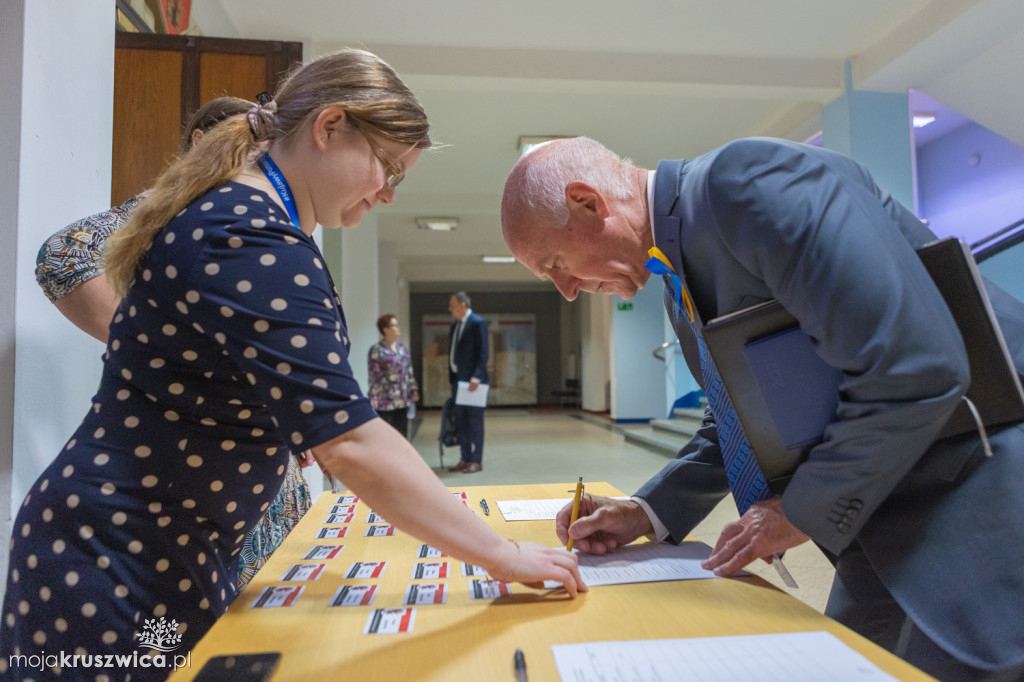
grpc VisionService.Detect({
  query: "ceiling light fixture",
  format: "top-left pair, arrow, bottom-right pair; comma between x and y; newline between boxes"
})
415,217 -> 458,231
912,112 -> 936,128
482,256 -> 516,264
518,135 -> 571,156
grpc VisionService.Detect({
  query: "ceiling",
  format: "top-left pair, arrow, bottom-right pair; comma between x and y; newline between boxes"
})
195,0 -> 1024,287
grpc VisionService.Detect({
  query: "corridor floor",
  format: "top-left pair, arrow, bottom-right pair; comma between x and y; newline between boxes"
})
408,408 -> 836,613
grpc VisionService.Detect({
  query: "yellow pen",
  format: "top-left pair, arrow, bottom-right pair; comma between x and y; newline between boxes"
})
566,477 -> 584,552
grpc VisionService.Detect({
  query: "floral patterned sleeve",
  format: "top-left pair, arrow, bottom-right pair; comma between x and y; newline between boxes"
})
401,343 -> 419,399
367,343 -> 387,411
35,193 -> 147,302
367,342 -> 419,411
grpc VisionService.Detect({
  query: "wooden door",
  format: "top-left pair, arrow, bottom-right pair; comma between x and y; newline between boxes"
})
112,33 -> 302,205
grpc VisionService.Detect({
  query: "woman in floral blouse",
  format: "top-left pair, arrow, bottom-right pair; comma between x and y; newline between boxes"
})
368,314 -> 420,438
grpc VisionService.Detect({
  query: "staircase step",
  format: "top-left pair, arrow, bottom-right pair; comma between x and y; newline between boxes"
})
650,418 -> 699,438
673,407 -> 706,420
623,429 -> 685,457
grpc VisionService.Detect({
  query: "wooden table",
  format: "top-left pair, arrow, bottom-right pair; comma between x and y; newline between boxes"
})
170,482 -> 934,680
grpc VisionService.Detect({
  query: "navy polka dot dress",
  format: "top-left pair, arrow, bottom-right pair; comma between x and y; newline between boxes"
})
1,183 -> 376,680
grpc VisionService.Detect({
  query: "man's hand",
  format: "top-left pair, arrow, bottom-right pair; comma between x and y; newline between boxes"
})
555,494 -> 654,554
701,497 -> 809,575
469,378 -> 481,391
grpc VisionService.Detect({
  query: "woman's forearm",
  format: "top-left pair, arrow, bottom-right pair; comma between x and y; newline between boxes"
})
311,418 -> 511,570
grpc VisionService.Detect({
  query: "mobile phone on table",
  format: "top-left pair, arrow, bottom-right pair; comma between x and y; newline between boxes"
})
192,652 -> 282,681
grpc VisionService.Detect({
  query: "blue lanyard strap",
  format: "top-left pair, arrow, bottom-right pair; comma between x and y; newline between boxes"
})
256,153 -> 302,230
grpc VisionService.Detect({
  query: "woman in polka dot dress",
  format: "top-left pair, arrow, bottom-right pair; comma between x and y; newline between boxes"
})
1,48 -> 585,681
33,96 -> 313,596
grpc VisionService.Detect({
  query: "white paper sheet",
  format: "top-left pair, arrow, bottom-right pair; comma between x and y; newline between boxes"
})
497,496 -> 629,521
552,631 -> 899,681
543,541 -> 724,588
455,381 -> 489,407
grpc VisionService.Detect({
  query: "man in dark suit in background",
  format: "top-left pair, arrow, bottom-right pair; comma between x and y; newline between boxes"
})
448,291 -> 489,473
500,136 -> 1024,681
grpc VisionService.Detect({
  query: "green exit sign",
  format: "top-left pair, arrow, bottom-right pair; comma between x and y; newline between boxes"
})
617,302 -> 634,311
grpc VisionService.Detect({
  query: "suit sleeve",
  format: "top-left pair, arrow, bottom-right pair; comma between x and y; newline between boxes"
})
703,140 -> 968,554
471,317 -> 489,382
635,405 -> 731,542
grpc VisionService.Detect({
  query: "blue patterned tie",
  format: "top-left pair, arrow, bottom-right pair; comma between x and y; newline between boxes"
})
645,252 -> 772,515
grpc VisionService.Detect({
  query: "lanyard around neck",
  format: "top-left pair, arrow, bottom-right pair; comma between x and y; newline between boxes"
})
645,246 -> 695,323
256,154 -> 302,231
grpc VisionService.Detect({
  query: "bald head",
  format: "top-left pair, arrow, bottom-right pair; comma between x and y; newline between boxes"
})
499,137 -> 655,301
500,137 -> 636,245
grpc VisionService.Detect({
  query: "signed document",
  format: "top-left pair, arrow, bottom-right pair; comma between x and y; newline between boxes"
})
544,541 -> 739,588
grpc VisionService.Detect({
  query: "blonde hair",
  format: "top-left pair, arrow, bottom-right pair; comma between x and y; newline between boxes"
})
105,48 -> 431,296
178,96 -> 253,155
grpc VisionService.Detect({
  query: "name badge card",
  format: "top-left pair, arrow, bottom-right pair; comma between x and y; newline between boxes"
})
303,545 -> 344,560
469,579 -> 510,599
346,561 -> 388,579
249,585 -> 304,608
411,562 -> 450,579
404,583 -> 447,606
316,527 -> 349,539
363,608 -> 416,634
330,584 -> 378,607
279,563 -> 327,581
417,544 -> 447,558
461,562 -> 488,577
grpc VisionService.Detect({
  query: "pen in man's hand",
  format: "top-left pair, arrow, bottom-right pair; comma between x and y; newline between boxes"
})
514,648 -> 527,682
566,477 -> 584,552
479,498 -> 490,515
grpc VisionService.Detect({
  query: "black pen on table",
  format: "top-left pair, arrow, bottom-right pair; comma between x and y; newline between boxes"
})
514,648 -> 527,682
479,498 -> 490,515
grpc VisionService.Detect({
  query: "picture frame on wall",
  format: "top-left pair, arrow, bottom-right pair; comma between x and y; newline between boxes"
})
115,0 -> 153,33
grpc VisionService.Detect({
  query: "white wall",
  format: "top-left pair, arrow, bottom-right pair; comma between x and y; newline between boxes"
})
378,240 -> 399,325
610,282 -> 674,421
579,293 -> 610,412
917,122 -> 1024,245
340,215 -> 380,394
3,0 -> 115,602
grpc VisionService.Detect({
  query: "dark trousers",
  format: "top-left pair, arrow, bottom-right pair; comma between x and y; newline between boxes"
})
826,539 -> 1024,681
453,403 -> 485,463
377,408 -> 409,440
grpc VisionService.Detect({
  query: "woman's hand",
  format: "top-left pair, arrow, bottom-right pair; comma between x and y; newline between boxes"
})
486,539 -> 588,598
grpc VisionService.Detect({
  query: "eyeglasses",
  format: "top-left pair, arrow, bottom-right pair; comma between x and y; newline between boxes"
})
355,123 -> 406,191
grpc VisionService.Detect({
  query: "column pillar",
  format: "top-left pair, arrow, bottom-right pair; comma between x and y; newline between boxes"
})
3,0 -> 114,595
822,62 -> 914,210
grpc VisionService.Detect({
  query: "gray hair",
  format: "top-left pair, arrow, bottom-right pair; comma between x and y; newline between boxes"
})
502,137 -> 636,229
452,291 -> 471,307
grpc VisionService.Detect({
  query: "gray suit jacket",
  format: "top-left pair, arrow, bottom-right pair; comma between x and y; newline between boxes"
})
635,138 -> 1024,669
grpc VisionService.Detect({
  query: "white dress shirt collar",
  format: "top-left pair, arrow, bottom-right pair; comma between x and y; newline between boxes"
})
647,170 -> 657,246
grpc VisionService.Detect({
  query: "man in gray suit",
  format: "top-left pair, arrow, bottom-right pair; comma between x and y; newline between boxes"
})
501,136 -> 1024,681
